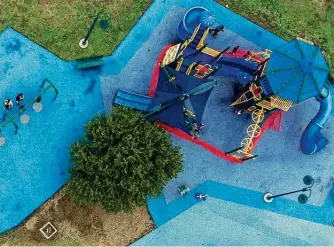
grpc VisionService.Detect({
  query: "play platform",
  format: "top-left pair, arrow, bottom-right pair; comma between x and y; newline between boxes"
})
99,1 -> 334,243
101,1 -> 334,206
0,0 -> 333,245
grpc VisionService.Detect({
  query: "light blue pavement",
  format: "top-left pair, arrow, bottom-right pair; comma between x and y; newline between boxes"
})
0,28 -> 104,233
99,1 -> 334,231
134,196 -> 334,246
1,0 -> 333,241
147,181 -> 334,227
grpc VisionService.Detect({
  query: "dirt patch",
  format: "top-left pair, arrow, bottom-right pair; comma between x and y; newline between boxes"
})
0,188 -> 154,245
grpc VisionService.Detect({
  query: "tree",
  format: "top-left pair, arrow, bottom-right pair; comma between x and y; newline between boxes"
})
66,106 -> 183,212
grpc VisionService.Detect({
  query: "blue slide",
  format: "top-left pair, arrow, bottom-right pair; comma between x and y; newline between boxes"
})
300,82 -> 334,154
114,89 -> 153,111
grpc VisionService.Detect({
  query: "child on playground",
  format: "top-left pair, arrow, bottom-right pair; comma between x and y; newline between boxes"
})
16,93 -> 24,105
243,51 -> 251,58
4,99 -> 13,111
193,122 -> 204,133
195,193 -> 208,200
210,25 -> 224,38
232,46 -> 240,54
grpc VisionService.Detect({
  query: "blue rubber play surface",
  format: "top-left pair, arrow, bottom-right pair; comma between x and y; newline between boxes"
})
133,197 -> 334,246
0,28 -> 104,233
99,0 -> 334,244
0,0 -> 334,244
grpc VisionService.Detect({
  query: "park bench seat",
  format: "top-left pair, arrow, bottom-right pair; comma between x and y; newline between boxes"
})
76,56 -> 104,69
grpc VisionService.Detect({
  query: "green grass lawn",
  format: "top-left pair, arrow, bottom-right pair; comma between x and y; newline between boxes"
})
0,0 -> 151,61
0,0 -> 333,245
217,0 -> 334,70
0,0 -> 333,71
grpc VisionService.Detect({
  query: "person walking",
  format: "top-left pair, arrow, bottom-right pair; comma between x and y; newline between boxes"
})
195,193 -> 208,200
232,46 -> 240,54
210,25 -> 224,38
15,93 -> 24,105
4,99 -> 13,111
243,51 -> 251,58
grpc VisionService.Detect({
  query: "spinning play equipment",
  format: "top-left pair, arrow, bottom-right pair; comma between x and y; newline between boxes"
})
115,7 -> 333,162
177,7 -> 216,41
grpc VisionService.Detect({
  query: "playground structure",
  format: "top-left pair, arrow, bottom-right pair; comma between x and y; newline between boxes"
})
0,79 -> 58,138
114,6 -> 333,162
1,2 -> 334,239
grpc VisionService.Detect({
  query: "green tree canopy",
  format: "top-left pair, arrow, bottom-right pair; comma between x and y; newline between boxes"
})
66,106 -> 183,212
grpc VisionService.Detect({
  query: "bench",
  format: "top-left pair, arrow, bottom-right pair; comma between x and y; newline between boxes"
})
76,56 -> 104,69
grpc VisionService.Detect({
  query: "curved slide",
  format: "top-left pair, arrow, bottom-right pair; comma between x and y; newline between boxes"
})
300,83 -> 334,154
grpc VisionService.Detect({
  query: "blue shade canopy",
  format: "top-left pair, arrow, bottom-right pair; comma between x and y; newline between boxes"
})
265,39 -> 329,103
149,91 -> 189,132
146,68 -> 216,133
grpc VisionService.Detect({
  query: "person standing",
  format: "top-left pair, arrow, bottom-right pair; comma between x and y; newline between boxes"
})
232,46 -> 240,54
195,193 -> 208,200
15,93 -> 24,105
243,51 -> 251,58
210,25 -> 224,38
4,99 -> 13,111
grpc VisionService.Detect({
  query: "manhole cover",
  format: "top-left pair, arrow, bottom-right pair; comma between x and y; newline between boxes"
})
33,102 -> 43,112
39,222 -> 57,239
20,114 -> 30,124
0,136 -> 5,146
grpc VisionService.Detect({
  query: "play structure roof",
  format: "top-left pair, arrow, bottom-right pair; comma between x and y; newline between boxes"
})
147,68 -> 216,133
265,39 -> 329,103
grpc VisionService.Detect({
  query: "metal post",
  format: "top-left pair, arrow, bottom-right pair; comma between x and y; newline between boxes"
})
79,12 -> 101,48
225,147 -> 243,155
209,46 -> 230,64
241,154 -> 258,161
1,113 -> 18,134
161,65 -> 179,90
259,57 -> 270,66
42,79 -> 58,100
143,97 -> 180,118
267,188 -> 309,199
264,176 -> 314,204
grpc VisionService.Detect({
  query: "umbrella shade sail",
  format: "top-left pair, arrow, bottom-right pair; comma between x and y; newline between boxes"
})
149,91 -> 189,132
146,68 -> 216,133
189,88 -> 214,123
265,39 -> 329,103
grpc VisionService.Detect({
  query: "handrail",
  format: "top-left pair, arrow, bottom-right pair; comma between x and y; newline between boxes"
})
40,78 -> 58,101
1,113 -> 18,134
0,79 -> 58,134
